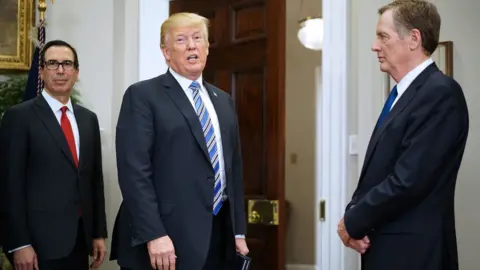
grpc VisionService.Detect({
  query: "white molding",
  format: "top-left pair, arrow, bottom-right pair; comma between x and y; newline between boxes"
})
285,264 -> 318,270
316,0 -> 356,270
138,0 -> 170,81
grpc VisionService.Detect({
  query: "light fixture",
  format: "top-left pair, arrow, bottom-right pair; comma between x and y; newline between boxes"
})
298,16 -> 324,51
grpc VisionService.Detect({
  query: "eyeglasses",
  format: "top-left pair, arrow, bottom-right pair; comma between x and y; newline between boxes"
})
44,60 -> 76,71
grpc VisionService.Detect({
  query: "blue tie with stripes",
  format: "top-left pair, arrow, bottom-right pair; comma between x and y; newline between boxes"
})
189,81 -> 224,215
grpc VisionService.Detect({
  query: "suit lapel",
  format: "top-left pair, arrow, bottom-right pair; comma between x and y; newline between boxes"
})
33,96 -> 77,170
204,81 -> 231,168
359,63 -> 439,181
163,71 -> 211,162
74,104 -> 87,170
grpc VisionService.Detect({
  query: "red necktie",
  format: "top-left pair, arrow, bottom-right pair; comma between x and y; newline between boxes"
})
60,106 -> 78,167
61,106 -> 81,216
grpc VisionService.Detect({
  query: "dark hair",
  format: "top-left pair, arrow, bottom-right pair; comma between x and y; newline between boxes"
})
40,40 -> 80,69
379,0 -> 441,55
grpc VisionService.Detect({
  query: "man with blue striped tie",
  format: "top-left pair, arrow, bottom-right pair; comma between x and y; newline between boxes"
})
110,12 -> 248,270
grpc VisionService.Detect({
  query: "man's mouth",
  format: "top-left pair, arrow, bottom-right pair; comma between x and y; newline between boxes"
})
187,55 -> 199,63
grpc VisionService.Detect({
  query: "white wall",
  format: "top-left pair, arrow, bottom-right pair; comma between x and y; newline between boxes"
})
351,0 -> 480,269
44,1 -> 169,269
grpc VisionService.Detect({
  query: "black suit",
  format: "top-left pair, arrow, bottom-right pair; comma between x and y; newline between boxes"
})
0,94 -> 107,268
344,63 -> 468,270
110,71 -> 246,270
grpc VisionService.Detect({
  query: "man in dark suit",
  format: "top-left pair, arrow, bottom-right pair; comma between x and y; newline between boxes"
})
0,40 -> 108,270
337,1 -> 468,270
110,12 -> 249,270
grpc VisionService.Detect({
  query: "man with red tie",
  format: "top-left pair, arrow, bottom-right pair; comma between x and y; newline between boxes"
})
0,40 -> 108,270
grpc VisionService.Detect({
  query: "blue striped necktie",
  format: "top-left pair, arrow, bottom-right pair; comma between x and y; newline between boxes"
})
189,81 -> 224,215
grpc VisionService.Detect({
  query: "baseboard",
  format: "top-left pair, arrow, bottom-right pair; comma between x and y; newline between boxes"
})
285,264 -> 318,270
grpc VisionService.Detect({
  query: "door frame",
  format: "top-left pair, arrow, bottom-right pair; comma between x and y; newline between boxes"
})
315,0 -> 358,269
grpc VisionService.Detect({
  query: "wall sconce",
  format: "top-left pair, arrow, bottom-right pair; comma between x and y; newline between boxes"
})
298,16 -> 323,51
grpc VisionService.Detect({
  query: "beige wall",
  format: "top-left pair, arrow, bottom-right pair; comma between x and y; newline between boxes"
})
285,0 -> 321,266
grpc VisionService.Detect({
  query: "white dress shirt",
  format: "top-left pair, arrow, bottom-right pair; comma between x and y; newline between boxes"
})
41,90 -> 80,158
9,90 -> 80,253
169,69 -> 244,239
390,58 -> 434,109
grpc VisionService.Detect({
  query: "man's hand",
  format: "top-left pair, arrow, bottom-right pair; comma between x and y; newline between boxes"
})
337,216 -> 370,254
147,235 -> 176,270
90,238 -> 107,269
13,246 -> 38,270
337,217 -> 351,246
347,236 -> 370,254
235,238 -> 249,256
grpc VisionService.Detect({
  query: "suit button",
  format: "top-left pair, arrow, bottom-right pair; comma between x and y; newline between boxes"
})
206,204 -> 212,212
207,177 -> 214,184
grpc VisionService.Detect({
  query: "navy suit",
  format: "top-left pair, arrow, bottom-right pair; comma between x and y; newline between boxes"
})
110,71 -> 246,270
345,63 -> 468,270
0,95 -> 107,269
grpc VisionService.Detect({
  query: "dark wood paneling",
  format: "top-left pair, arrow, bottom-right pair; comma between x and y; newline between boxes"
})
232,68 -> 266,195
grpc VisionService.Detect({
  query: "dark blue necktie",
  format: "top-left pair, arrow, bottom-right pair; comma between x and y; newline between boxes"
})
377,86 -> 398,127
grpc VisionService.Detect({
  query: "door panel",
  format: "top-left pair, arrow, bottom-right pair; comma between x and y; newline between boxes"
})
170,1 -> 286,269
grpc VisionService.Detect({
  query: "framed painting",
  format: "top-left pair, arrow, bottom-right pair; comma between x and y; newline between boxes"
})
431,41 -> 453,77
0,0 -> 35,70
384,41 -> 454,98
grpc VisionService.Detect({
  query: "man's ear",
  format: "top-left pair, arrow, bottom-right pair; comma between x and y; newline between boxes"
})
161,47 -> 171,61
409,29 -> 422,51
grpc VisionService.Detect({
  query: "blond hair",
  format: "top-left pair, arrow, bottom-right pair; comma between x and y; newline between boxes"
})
160,12 -> 209,48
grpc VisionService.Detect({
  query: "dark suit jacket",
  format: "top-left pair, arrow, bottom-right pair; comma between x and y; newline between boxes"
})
110,71 -> 246,270
0,95 -> 107,260
344,63 -> 468,270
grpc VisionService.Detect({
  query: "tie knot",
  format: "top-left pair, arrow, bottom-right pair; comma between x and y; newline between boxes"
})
391,85 -> 398,97
61,106 -> 68,114
189,81 -> 200,92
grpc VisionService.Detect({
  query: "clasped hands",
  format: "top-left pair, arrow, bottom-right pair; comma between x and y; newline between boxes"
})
337,217 -> 370,254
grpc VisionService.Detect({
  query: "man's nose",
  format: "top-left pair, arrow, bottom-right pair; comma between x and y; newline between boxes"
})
186,38 -> 197,49
56,65 -> 65,74
371,41 -> 380,52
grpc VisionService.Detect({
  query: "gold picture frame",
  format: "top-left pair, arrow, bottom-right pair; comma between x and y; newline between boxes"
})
0,0 -> 35,70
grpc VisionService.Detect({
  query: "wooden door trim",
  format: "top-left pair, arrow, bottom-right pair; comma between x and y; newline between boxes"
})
265,0 -> 286,268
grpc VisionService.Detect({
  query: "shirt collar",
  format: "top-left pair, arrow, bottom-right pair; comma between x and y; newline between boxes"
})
169,68 -> 204,92
395,58 -> 433,96
41,89 -> 74,113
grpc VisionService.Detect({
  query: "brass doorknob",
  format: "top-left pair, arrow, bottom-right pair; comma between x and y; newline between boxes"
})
247,199 -> 279,225
249,210 -> 261,224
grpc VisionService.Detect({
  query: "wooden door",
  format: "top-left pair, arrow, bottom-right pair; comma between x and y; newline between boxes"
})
169,0 -> 286,269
